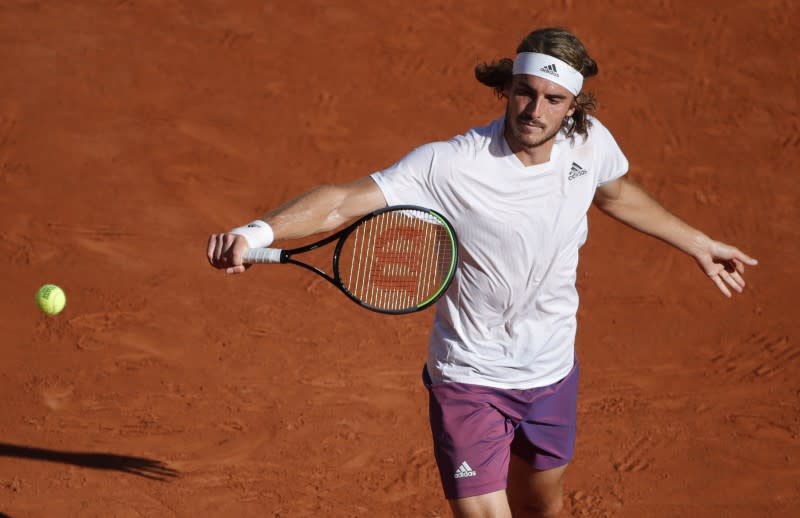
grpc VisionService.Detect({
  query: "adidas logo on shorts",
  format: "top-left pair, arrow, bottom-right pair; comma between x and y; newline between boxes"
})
454,461 -> 477,479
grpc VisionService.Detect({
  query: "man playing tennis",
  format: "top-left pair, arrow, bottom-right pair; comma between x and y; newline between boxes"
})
208,28 -> 757,518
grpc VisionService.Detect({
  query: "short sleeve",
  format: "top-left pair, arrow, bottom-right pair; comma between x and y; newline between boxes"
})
370,142 -> 451,212
590,119 -> 629,186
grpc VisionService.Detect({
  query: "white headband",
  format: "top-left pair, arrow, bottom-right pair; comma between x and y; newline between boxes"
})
512,52 -> 583,96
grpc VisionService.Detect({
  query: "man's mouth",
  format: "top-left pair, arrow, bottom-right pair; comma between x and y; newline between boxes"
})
518,117 -> 544,130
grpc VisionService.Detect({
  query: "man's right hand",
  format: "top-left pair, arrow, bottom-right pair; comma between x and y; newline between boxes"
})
207,233 -> 251,274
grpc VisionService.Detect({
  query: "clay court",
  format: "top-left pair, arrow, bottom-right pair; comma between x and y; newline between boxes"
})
1,1 -> 798,516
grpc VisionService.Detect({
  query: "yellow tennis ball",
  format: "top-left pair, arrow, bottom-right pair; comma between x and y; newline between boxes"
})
36,284 -> 66,315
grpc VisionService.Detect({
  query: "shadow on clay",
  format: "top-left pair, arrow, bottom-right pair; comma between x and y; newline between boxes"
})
0,442 -> 178,481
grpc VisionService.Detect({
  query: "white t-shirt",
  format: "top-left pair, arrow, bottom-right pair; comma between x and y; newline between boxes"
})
370,115 -> 628,389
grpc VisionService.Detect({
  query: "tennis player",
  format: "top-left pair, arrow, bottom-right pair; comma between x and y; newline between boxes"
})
208,27 -> 757,518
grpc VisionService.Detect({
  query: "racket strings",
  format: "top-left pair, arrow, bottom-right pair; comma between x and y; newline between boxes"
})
339,209 -> 454,311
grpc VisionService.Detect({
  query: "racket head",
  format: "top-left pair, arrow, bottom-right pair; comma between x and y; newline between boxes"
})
332,205 -> 458,314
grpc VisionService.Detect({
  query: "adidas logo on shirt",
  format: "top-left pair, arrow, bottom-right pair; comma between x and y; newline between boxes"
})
568,162 -> 588,181
454,461 -> 477,479
539,63 -> 559,77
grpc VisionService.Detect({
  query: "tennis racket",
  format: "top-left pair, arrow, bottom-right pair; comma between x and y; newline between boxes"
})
241,205 -> 458,315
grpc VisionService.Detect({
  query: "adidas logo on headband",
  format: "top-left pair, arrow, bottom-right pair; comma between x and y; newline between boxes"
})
513,53 -> 583,95
539,64 -> 559,77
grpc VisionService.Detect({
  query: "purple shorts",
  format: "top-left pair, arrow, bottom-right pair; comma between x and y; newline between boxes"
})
423,361 -> 579,499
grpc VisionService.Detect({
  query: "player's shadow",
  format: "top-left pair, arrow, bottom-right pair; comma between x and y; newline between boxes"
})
0,442 -> 178,481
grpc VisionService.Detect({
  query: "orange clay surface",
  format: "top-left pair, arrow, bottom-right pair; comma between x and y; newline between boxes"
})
1,1 -> 798,516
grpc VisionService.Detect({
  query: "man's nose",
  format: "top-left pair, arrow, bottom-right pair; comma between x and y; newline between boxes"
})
524,96 -> 543,118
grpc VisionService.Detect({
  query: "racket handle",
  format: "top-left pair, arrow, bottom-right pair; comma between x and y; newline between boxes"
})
242,247 -> 283,264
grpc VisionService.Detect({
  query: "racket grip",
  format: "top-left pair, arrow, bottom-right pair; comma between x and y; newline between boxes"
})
242,247 -> 283,264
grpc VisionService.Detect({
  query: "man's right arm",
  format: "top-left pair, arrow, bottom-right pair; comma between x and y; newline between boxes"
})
207,176 -> 387,274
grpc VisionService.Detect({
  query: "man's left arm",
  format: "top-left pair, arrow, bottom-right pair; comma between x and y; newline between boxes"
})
593,176 -> 758,298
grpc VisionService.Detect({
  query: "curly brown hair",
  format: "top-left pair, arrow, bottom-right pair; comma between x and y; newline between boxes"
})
475,28 -> 598,141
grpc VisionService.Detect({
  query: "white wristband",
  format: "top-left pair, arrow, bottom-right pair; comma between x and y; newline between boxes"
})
229,220 -> 274,248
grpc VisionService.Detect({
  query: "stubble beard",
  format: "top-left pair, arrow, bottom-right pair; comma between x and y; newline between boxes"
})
507,116 -> 562,150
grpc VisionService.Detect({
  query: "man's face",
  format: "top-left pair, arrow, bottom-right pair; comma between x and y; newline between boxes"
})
504,75 -> 576,150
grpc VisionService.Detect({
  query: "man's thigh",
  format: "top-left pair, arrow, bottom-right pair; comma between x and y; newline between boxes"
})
507,458 -> 568,517
448,489 -> 512,518
447,462 -> 568,518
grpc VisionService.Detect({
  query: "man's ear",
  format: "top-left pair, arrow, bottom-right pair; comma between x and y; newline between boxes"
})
566,100 -> 577,118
